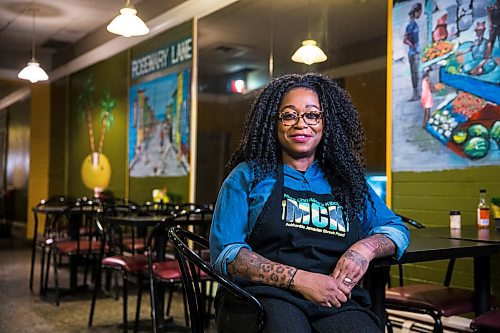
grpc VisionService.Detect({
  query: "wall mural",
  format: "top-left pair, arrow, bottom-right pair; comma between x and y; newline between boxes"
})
77,75 -> 116,196
392,0 -> 499,172
129,69 -> 191,177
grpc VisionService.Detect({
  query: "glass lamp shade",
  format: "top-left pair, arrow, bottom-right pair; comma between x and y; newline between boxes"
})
17,61 -> 49,83
107,7 -> 149,37
291,39 -> 328,65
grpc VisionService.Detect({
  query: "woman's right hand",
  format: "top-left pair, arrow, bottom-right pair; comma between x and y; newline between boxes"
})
291,270 -> 351,307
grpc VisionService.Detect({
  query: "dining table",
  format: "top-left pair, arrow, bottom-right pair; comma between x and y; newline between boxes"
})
367,226 -> 500,329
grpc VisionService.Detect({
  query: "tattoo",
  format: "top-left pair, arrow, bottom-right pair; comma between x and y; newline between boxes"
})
359,234 -> 395,257
228,248 -> 297,289
343,249 -> 368,270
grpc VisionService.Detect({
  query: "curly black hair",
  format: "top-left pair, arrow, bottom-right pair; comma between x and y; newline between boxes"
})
228,73 -> 369,218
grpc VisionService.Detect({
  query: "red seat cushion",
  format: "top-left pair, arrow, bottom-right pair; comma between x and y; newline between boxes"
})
151,260 -> 182,281
470,309 -> 500,331
55,240 -> 102,254
386,284 -> 476,317
102,254 -> 148,273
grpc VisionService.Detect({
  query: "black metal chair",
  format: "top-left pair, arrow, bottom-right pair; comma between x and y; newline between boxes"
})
168,227 -> 264,333
30,195 -> 75,293
47,199 -> 101,305
470,308 -> 500,333
385,214 -> 486,333
145,207 -> 214,332
88,203 -> 151,333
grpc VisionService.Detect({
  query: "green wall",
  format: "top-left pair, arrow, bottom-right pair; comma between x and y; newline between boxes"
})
391,166 -> 500,302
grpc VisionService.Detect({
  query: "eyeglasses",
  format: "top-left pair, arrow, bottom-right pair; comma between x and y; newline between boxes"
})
278,111 -> 323,126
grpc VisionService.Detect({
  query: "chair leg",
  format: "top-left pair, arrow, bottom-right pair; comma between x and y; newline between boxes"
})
89,265 -> 103,327
39,247 -> 47,295
29,240 -> 37,292
53,251 -> 60,306
43,249 -> 52,294
134,275 -> 143,333
122,272 -> 128,333
149,275 -> 158,333
166,287 -> 174,315
181,284 -> 189,327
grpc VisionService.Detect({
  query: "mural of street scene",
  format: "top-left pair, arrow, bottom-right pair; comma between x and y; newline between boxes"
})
392,0 -> 499,172
129,69 -> 191,177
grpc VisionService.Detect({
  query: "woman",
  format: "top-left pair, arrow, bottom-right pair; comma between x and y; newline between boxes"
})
210,73 -> 409,332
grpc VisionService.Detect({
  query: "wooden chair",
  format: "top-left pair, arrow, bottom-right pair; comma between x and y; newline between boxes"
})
168,227 -> 264,333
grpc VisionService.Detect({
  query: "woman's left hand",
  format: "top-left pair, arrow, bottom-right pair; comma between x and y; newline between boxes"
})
331,234 -> 396,290
331,247 -> 370,290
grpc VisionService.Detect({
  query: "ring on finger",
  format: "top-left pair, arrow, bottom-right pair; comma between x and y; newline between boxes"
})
343,277 -> 353,284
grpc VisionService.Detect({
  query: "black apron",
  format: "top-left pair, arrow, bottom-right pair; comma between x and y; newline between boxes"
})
216,164 -> 376,323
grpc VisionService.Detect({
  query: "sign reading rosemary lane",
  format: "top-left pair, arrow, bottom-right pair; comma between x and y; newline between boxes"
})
131,37 -> 192,79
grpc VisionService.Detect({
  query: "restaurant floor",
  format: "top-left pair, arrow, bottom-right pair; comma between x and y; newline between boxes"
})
0,226 -> 217,333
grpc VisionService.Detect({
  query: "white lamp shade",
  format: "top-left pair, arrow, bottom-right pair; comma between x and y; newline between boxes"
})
291,39 -> 328,65
107,7 -> 149,37
17,61 -> 49,83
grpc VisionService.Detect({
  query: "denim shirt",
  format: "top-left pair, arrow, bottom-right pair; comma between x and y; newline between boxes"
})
209,161 -> 410,275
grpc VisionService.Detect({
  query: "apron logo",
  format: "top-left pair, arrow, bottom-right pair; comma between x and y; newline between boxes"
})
281,195 -> 349,235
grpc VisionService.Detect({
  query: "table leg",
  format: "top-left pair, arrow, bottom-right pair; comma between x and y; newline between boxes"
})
30,209 -> 39,292
473,255 -> 490,316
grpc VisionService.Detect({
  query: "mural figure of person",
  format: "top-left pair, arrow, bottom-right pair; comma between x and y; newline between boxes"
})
403,3 -> 422,101
420,67 -> 433,128
462,21 -> 497,75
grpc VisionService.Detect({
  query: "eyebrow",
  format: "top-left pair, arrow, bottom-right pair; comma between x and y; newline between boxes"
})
279,104 -> 321,112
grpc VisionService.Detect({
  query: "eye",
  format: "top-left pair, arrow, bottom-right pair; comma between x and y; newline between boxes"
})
280,112 -> 298,121
304,112 -> 322,120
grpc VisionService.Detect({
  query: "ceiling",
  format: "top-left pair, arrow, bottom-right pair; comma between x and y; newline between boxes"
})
0,0 -> 387,95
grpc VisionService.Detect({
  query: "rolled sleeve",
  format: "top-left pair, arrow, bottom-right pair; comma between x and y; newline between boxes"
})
368,225 -> 409,259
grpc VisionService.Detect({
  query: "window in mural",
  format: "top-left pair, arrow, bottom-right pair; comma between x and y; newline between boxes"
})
129,69 -> 191,177
392,0 -> 499,172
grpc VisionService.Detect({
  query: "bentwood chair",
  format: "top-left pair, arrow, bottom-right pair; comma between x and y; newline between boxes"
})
470,308 -> 500,333
48,199 -> 101,305
146,206 -> 214,331
89,204 -> 150,333
30,196 -> 75,293
168,227 -> 264,333
385,215 -> 488,333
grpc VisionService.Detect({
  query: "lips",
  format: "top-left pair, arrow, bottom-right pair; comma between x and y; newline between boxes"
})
289,133 -> 313,143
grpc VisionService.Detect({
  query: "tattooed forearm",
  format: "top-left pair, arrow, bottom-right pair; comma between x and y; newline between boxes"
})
343,249 -> 368,270
359,234 -> 395,258
227,248 -> 298,289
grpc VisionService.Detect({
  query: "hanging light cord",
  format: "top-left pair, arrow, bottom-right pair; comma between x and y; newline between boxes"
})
307,0 -> 312,39
30,10 -> 36,61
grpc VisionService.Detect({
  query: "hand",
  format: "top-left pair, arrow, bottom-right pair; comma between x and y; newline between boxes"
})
291,270 -> 351,307
331,248 -> 370,291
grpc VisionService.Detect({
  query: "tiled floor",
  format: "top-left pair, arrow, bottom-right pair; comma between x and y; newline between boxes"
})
0,230 -> 216,333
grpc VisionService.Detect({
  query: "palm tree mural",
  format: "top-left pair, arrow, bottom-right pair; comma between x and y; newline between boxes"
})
77,76 -> 116,197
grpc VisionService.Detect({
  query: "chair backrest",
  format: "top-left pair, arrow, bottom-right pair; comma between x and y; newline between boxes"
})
168,227 -> 264,333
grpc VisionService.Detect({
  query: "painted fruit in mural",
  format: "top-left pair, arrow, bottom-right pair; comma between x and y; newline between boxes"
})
81,152 -> 111,190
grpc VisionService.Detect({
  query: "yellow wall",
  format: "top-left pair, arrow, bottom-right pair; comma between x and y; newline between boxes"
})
27,84 -> 51,239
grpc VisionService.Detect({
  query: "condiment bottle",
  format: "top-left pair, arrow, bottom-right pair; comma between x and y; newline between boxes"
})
450,210 -> 461,229
477,189 -> 490,228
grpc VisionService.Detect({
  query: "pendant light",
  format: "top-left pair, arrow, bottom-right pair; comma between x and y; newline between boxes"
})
107,0 -> 149,37
18,9 -> 49,83
291,0 -> 327,65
